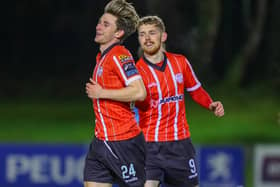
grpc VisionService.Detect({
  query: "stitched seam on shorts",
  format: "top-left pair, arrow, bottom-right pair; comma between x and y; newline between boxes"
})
103,141 -> 119,159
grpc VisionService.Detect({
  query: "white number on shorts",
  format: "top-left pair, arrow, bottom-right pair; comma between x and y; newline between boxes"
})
189,158 -> 197,174
121,163 -> 136,179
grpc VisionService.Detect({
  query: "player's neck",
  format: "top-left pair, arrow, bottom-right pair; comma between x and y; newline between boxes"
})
144,50 -> 164,64
99,39 -> 120,54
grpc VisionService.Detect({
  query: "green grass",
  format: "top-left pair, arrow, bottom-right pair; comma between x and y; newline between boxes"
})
1,88 -> 279,144
0,88 -> 279,187
187,87 -> 280,145
0,99 -> 94,143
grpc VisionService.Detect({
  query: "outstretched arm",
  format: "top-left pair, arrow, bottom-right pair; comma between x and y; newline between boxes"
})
189,87 -> 224,117
86,78 -> 147,102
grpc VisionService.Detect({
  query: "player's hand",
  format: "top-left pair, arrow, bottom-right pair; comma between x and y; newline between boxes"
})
85,78 -> 103,99
209,101 -> 224,117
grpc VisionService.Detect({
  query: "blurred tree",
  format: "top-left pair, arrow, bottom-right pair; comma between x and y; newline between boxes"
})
245,0 -> 280,90
145,0 -> 197,56
145,0 -> 221,82
262,0 -> 280,89
5,0 -> 279,98
191,0 -> 221,81
145,0 -> 278,90
225,0 -> 268,87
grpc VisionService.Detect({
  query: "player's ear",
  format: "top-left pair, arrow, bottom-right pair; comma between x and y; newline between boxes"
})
115,29 -> 125,39
161,32 -> 167,42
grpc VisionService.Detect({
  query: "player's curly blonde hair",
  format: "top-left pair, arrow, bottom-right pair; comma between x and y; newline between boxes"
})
138,15 -> 166,32
105,0 -> 139,42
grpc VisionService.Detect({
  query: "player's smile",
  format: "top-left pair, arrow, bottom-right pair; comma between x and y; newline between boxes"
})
144,41 -> 155,48
95,32 -> 103,39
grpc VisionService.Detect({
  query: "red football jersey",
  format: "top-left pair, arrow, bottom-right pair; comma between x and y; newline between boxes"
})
136,52 -> 202,142
92,43 -> 142,141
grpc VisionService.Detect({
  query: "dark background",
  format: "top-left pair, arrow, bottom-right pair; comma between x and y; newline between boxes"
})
1,0 -> 279,100
1,3 -> 279,186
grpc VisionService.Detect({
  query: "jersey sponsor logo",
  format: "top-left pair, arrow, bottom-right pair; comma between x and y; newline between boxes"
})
150,99 -> 159,108
118,55 -> 134,63
123,62 -> 139,78
159,94 -> 184,104
175,73 -> 183,83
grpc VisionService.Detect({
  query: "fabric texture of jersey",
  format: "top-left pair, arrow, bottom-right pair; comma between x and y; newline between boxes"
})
92,43 -> 142,141
136,52 -> 203,142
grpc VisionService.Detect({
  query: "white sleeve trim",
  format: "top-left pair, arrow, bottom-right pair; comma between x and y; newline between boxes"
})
113,55 -> 128,83
126,75 -> 141,86
113,55 -> 141,86
186,82 -> 201,92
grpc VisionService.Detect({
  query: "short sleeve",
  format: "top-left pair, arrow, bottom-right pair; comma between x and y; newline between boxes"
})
112,52 -> 141,86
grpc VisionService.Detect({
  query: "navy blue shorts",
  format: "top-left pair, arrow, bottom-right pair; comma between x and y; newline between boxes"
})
145,138 -> 199,187
84,133 -> 146,187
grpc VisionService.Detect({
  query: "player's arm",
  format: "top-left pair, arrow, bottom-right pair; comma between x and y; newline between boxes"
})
183,56 -> 224,117
86,78 -> 146,102
189,87 -> 224,117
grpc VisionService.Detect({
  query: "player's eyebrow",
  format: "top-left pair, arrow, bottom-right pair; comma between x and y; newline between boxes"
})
139,29 -> 157,34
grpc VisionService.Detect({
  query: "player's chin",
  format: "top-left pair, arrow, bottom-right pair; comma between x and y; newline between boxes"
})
94,37 -> 103,43
143,49 -> 158,55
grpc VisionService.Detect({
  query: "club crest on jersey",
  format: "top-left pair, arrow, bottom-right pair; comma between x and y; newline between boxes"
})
97,66 -> 103,76
118,54 -> 134,63
175,73 -> 183,83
